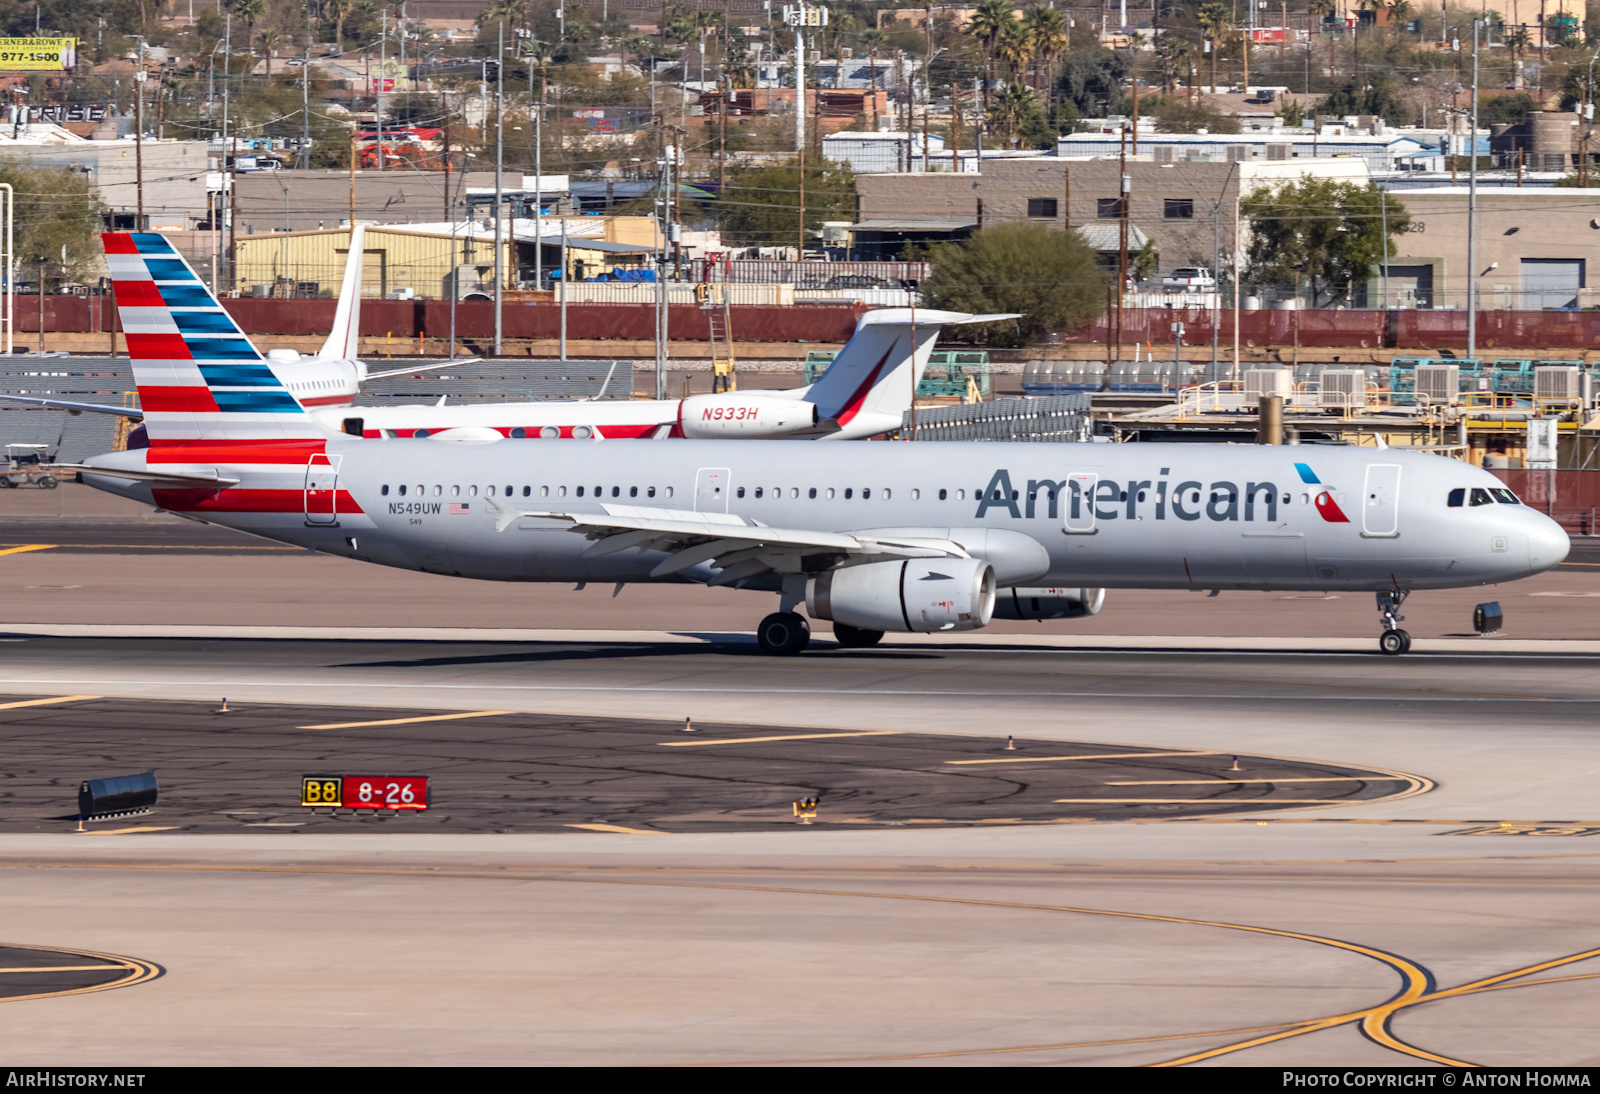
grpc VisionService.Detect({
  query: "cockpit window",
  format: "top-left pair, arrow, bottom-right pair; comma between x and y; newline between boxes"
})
1447,488 -> 1465,507
1470,488 -> 1494,507
1491,488 -> 1520,505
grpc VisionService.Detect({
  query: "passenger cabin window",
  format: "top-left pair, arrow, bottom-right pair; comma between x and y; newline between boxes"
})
381,484 -> 389,495
1470,488 -> 1493,506
1448,488 -> 1465,507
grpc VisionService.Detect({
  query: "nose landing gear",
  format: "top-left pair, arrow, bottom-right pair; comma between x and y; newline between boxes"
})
1377,589 -> 1411,655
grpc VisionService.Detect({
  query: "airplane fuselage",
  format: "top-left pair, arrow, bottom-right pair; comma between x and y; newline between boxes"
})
83,439 -> 1568,594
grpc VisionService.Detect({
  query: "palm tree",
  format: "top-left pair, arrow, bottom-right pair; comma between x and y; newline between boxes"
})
258,29 -> 282,73
325,0 -> 351,48
1024,5 -> 1067,98
1308,0 -> 1337,79
996,19 -> 1034,81
233,0 -> 266,54
967,0 -> 1013,105
1197,2 -> 1229,95
861,28 -> 887,127
1157,35 -> 1192,95
987,81 -> 1040,147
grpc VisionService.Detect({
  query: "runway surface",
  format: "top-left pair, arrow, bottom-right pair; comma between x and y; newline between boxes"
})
0,694 -> 1425,834
2,494 -> 1598,1065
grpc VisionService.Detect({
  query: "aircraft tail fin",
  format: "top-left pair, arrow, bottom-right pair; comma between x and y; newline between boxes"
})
806,309 -> 1020,427
103,232 -> 323,445
316,224 -> 365,361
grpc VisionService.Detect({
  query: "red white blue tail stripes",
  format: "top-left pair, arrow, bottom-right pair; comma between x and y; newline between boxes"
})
104,232 -> 326,445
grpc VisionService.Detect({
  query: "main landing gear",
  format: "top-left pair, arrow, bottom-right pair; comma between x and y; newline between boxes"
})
832,622 -> 885,649
1377,589 -> 1411,655
757,612 -> 811,655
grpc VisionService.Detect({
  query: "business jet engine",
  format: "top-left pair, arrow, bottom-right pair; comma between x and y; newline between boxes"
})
990,586 -> 1106,621
807,558 -> 996,633
678,394 -> 820,438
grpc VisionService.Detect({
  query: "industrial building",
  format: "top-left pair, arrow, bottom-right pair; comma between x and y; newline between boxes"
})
850,155 -> 1371,267
231,217 -> 661,299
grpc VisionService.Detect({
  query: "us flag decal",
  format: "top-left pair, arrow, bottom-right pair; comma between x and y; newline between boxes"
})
449,502 -> 470,515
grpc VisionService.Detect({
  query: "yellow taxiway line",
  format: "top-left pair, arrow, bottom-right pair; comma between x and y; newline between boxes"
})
0,544 -> 55,557
661,731 -> 900,747
300,710 -> 514,730
1107,777 -> 1404,786
566,823 -> 663,835
948,750 -> 1222,766
0,695 -> 100,710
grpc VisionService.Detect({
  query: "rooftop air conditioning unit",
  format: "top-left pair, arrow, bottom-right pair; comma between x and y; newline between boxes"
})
1243,368 -> 1291,399
1318,368 -> 1367,410
1534,365 -> 1582,401
1415,364 -> 1459,405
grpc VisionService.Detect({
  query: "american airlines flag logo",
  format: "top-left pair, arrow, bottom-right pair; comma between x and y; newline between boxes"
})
449,502 -> 470,516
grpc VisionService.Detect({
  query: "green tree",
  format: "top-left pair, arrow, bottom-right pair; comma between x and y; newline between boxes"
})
1316,76 -> 1410,126
1241,178 -> 1411,306
987,81 -> 1044,146
718,163 -> 855,248
1197,1 -> 1229,94
0,165 -> 106,285
1056,48 -> 1130,115
1479,92 -> 1540,125
1024,5 -> 1067,98
1145,94 -> 1242,133
921,223 -> 1106,346
967,0 -> 1014,101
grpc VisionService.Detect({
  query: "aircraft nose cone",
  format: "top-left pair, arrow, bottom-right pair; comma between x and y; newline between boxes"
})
1528,514 -> 1571,573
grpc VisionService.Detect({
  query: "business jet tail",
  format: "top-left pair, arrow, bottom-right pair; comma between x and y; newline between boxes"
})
804,309 -> 1020,437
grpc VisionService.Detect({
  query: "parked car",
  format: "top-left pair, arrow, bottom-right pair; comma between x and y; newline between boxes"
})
1162,267 -> 1217,291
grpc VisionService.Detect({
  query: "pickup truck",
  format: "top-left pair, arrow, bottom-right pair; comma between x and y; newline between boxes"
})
1161,267 -> 1217,291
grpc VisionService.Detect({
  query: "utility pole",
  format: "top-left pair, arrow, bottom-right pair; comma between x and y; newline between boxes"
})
1581,46 -> 1599,188
537,52 -> 546,285
493,22 -> 504,356
300,23 -> 311,169
1468,18 -> 1480,357
134,38 -> 145,229
377,7 -> 386,171
559,215 -> 568,360
1114,125 -> 1129,376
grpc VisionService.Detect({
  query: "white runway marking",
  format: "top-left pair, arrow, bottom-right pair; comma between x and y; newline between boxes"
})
1,678 -> 1598,702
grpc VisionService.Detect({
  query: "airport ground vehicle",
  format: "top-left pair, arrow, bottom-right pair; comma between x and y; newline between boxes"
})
1,443 -> 57,488
65,232 -> 1570,657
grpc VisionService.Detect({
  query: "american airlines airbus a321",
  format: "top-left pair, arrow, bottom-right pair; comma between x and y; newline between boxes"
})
15,226 -> 989,444
62,233 -> 1570,656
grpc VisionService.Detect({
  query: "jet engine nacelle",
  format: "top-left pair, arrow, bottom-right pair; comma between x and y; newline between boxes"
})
807,558 -> 996,633
679,394 -> 819,438
991,586 -> 1106,621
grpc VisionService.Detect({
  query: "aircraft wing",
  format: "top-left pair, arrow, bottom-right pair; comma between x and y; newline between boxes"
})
364,357 -> 482,381
48,464 -> 240,488
485,496 -> 967,582
0,394 -> 144,418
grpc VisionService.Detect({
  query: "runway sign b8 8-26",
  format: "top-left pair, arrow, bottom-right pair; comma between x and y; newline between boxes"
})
300,775 -> 430,811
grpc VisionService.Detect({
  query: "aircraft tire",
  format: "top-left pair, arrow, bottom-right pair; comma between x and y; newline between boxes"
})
832,623 -> 885,649
757,612 -> 811,656
1379,628 -> 1408,655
